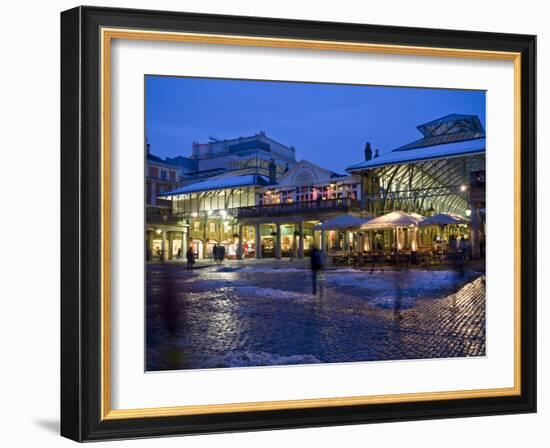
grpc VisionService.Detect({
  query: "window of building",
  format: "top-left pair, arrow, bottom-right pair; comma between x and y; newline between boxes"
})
209,222 -> 216,233
193,221 -> 201,231
160,170 -> 167,180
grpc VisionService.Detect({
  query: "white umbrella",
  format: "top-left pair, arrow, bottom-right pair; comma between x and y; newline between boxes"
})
408,212 -> 426,222
314,214 -> 373,231
360,210 -> 423,230
419,213 -> 469,227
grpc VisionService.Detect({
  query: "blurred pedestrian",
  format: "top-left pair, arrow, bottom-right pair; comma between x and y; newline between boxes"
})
219,245 -> 226,264
448,234 -> 457,263
310,245 -> 323,295
186,246 -> 195,270
459,235 -> 468,260
213,244 -> 219,263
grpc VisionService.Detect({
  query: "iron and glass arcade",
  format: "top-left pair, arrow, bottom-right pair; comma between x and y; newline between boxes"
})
347,113 -> 486,258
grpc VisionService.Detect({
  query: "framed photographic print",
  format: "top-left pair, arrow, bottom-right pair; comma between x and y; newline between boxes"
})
60,6 -> 536,442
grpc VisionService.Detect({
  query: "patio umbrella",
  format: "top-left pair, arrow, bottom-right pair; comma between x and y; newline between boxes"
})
408,212 -> 426,222
419,213 -> 469,227
360,210 -> 423,230
314,214 -> 373,231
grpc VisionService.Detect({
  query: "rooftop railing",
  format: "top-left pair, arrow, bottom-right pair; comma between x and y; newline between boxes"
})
237,198 -> 360,218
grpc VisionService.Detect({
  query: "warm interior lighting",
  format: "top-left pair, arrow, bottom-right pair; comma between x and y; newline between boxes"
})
465,209 -> 472,217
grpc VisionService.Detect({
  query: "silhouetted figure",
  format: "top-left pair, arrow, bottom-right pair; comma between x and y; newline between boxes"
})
176,247 -> 182,260
186,246 -> 195,270
159,271 -> 178,335
213,244 -> 219,263
449,234 -> 457,263
459,235 -> 468,260
217,245 -> 225,264
310,245 -> 323,295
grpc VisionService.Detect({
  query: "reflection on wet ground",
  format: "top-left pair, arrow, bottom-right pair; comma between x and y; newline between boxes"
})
146,262 -> 485,370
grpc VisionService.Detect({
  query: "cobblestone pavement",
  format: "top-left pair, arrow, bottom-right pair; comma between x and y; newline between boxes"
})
146,261 -> 485,370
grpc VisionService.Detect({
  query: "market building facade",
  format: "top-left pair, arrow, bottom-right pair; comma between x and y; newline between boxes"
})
153,133 -> 299,259
148,113 -> 486,261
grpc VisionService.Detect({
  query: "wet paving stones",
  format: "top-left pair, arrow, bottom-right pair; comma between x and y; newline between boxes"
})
146,262 -> 486,370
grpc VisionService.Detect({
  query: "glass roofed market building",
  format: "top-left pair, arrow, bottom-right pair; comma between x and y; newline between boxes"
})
151,133 -> 300,260
149,113 -> 486,262
346,113 -> 486,259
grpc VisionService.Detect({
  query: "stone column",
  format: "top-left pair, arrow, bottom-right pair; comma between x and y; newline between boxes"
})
167,232 -> 174,260
146,230 -> 154,261
182,230 -> 187,256
292,225 -> 298,259
161,230 -> 167,261
298,222 -> 304,258
255,223 -> 262,259
320,230 -> 326,254
275,223 -> 282,259
343,231 -> 349,251
369,232 -> 373,251
470,204 -> 481,260
238,225 -> 244,260
411,228 -> 418,251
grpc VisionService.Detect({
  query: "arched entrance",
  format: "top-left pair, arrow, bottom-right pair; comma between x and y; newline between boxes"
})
191,239 -> 204,259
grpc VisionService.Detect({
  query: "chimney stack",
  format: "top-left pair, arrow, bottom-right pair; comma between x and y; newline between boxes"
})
364,142 -> 372,161
268,159 -> 277,184
374,149 -> 380,158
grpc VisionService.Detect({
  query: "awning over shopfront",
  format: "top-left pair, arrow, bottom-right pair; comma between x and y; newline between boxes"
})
313,214 -> 373,231
360,210 -> 424,230
419,213 -> 469,227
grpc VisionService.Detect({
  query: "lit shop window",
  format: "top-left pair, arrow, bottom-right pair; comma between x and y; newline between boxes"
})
193,221 -> 201,231
209,222 -> 216,233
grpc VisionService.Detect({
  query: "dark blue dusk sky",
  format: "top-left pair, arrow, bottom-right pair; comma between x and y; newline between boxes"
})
145,76 -> 485,173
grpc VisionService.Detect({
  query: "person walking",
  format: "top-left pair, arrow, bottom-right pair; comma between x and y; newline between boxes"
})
212,244 -> 219,264
186,246 -> 195,270
310,245 -> 323,296
449,234 -> 457,262
459,235 -> 468,260
219,245 -> 226,264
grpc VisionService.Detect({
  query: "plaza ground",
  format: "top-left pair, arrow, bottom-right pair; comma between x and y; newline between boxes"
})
146,259 -> 486,370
